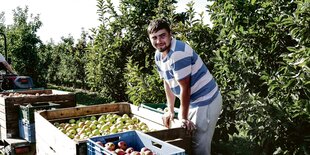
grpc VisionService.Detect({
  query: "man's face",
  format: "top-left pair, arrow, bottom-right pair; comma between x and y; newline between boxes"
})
149,29 -> 172,53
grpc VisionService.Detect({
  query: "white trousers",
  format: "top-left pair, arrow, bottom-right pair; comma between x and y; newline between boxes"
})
188,93 -> 223,155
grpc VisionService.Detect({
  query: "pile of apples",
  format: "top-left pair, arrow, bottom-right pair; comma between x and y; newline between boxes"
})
156,107 -> 169,113
96,140 -> 155,155
0,92 -> 49,97
53,113 -> 153,140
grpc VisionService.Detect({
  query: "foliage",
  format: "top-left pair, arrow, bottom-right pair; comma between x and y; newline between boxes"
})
124,57 -> 165,105
4,7 -> 44,86
209,0 -> 310,154
1,1 -> 309,154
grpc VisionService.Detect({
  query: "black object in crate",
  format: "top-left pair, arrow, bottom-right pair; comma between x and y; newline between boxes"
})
19,102 -> 60,124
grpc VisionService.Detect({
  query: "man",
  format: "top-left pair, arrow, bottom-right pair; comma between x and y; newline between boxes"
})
147,18 -> 222,155
0,53 -> 15,74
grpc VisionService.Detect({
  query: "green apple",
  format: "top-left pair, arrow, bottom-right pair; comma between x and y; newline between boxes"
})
91,120 -> 99,125
98,115 -> 105,123
92,129 -> 100,135
78,122 -> 85,128
53,122 -> 60,127
85,120 -> 92,126
122,114 -> 129,119
89,124 -> 97,130
131,117 -> 139,123
69,119 -> 76,124
90,116 -> 97,121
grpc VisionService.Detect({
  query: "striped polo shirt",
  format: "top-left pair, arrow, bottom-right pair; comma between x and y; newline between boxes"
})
155,38 -> 220,108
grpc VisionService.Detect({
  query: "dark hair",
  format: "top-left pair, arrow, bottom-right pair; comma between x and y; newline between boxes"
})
147,18 -> 171,34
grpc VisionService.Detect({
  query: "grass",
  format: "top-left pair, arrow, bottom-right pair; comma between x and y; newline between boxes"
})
47,84 -> 113,105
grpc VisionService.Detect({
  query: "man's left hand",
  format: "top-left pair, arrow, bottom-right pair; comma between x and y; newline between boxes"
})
180,119 -> 196,135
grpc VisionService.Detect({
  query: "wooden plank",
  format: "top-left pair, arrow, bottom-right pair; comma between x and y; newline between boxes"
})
0,105 -> 5,114
0,98 -> 5,109
39,102 -> 129,121
0,89 -> 53,96
0,111 -> 6,122
0,89 -> 75,106
0,95 -> 75,106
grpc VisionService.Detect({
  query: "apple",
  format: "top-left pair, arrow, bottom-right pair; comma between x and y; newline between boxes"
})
96,141 -> 104,147
140,147 -> 150,153
78,122 -> 85,128
122,114 -> 129,119
118,141 -> 127,150
131,117 -> 139,123
89,124 -> 97,130
115,148 -> 126,155
143,150 -> 154,155
105,142 -> 116,151
92,129 -> 100,136
85,120 -> 92,126
126,147 -> 134,154
91,116 -> 97,121
53,122 -> 60,127
164,107 -> 169,112
130,151 -> 141,155
69,119 -> 76,124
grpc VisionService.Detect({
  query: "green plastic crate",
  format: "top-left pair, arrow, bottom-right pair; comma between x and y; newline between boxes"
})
19,102 -> 60,124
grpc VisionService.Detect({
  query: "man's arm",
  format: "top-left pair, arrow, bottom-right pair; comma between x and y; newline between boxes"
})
178,76 -> 196,132
164,80 -> 175,113
2,61 -> 15,74
162,80 -> 175,128
177,76 -> 191,120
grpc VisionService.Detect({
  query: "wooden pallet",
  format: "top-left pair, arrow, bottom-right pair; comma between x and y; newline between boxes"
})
0,89 -> 76,140
35,102 -> 193,155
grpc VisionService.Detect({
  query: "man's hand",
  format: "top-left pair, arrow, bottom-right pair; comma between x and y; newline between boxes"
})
180,119 -> 196,135
162,111 -> 174,128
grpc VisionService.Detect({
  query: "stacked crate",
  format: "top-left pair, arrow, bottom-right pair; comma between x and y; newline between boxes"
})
19,102 -> 60,143
0,89 -> 76,141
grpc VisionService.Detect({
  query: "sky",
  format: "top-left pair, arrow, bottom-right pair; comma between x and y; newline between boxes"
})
0,0 -> 212,43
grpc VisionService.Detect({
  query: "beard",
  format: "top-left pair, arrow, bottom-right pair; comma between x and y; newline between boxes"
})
157,43 -> 171,52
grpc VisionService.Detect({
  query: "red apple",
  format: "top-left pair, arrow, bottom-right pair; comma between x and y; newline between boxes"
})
96,141 -> 104,147
115,148 -> 126,155
105,142 -> 116,151
126,147 -> 134,154
140,147 -> 150,153
130,151 -> 141,155
118,140 -> 128,150
143,150 -> 154,155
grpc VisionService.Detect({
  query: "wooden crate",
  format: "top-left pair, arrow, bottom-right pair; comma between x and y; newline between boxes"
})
131,104 -> 193,155
35,102 -> 193,155
0,89 -> 76,140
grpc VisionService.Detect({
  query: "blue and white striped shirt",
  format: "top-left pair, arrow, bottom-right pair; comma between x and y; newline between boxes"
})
155,38 -> 220,108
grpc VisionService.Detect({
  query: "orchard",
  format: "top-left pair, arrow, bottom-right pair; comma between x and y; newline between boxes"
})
1,0 -> 309,154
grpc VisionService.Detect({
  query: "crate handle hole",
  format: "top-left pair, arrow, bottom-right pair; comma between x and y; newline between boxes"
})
151,141 -> 162,149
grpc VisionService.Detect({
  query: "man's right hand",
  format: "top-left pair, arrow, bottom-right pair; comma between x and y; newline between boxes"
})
162,111 -> 174,128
